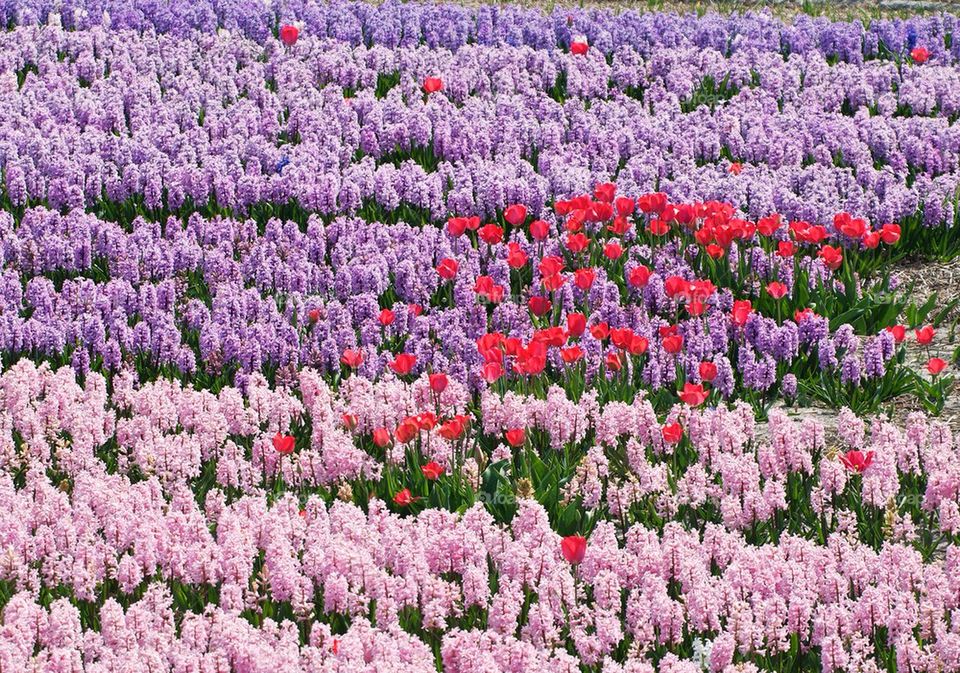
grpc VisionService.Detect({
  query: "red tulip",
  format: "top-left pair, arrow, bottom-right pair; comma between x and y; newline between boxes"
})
415,413 -> 436,431
341,348 -> 363,369
835,213 -> 867,239
699,361 -> 718,382
436,258 -> 458,280
818,245 -> 843,271
885,325 -> 906,343
561,346 -> 584,364
706,244 -> 725,259
839,450 -> 874,473
279,24 -> 299,46
378,308 -> 395,326
505,428 -> 526,447
507,242 -> 529,268
590,322 -> 610,341
637,192 -> 668,214
423,77 -> 443,93
342,413 -> 358,431
662,334 -> 684,354
447,217 -> 468,237
861,231 -> 880,249
679,382 -> 709,406
429,373 -> 449,393
421,462 -> 443,480
728,162 -> 742,175
605,350 -> 623,371
911,46 -> 930,63
916,325 -> 935,345
566,312 -> 586,337
528,296 -> 552,317
408,303 -> 423,317
603,242 -> 623,260
439,416 -> 468,440
372,428 -> 392,447
504,204 -> 528,226
570,38 -> 589,55
482,361 -> 503,383
928,357 -> 948,375
661,422 -> 683,444
561,535 -> 587,563
615,196 -> 635,216
273,432 -> 295,455
626,335 -> 648,355
731,300 -> 753,327
594,182 -> 616,202
395,417 -> 420,444
628,265 -> 651,288
777,241 -> 796,257
766,281 -> 788,299
566,232 -> 589,253
648,218 -> 670,236
757,215 -> 781,237
308,308 -> 321,323
474,276 -> 505,303
393,488 -> 417,506
529,219 -> 550,240
574,268 -> 596,291
880,223 -> 901,245
478,223 -> 504,245
389,353 -> 417,375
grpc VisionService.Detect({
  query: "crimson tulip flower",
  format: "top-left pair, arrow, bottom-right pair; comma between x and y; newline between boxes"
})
279,24 -> 299,46
628,265 -> 651,288
341,348 -> 363,369
308,308 -> 321,323
423,77 -> 443,93
885,325 -> 906,343
911,46 -> 930,63
574,268 -> 595,290
478,223 -> 503,245
395,418 -> 419,444
436,258 -> 458,280
880,223 -> 901,244
421,462 -> 443,480
389,353 -> 417,375
766,281 -> 788,299
679,382 -> 710,406
372,428 -> 392,447
505,428 -> 526,447
661,423 -> 683,444
818,245 -> 843,271
529,219 -> 550,240
507,242 -> 528,268
662,334 -> 684,354
273,432 -> 295,455
504,204 -> 527,226
731,300 -> 753,327
393,488 -> 417,506
561,346 -> 584,364
566,312 -> 586,337
839,450 -> 874,473
928,358 -> 948,376
916,325 -> 935,345
429,373 -> 448,393
378,308 -> 395,326
699,361 -> 718,382
570,38 -> 588,55
528,296 -> 552,317
603,242 -> 623,260
561,535 -> 587,563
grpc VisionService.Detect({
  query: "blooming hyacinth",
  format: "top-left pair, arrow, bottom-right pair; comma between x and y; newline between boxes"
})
0,3 -> 956,672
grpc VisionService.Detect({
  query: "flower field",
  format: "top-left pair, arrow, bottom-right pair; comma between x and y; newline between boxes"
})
2,1 -> 960,671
